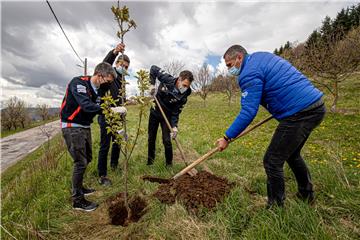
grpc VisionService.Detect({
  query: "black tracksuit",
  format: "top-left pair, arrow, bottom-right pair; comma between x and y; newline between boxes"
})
60,76 -> 101,202
97,50 -> 125,177
147,65 -> 191,165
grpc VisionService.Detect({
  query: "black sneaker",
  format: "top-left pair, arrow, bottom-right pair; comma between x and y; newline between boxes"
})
82,187 -> 95,196
73,198 -> 98,212
98,176 -> 112,186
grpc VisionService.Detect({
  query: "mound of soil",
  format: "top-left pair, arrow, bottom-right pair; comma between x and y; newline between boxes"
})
106,193 -> 147,226
153,171 -> 235,213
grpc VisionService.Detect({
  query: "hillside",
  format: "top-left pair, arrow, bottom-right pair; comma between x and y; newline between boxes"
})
1,74 -> 359,239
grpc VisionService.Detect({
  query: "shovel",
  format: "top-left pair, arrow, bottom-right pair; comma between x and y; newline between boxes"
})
142,115 -> 273,183
153,95 -> 198,176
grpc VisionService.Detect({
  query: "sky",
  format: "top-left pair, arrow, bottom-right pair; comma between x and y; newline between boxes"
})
1,0 -> 357,108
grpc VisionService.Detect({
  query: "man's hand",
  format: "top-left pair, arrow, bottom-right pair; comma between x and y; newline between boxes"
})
216,137 -> 229,151
117,129 -> 128,141
111,106 -> 127,116
113,43 -> 125,54
149,85 -> 156,96
170,127 -> 178,139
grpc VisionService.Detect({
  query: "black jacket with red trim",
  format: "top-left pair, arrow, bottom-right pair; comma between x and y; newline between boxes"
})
60,76 -> 101,126
150,65 -> 191,127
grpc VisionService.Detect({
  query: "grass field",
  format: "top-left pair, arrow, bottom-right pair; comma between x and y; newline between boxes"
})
1,75 -> 359,239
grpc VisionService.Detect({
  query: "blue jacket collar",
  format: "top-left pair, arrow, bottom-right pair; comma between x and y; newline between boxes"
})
240,54 -> 250,74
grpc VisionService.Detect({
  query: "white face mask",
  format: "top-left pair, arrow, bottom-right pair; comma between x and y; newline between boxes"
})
178,81 -> 188,94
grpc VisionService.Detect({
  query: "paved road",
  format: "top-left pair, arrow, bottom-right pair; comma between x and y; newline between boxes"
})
0,120 -> 61,173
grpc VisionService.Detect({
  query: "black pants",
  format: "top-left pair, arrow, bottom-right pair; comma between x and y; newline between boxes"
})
97,114 -> 120,177
147,108 -> 173,165
62,127 -> 92,202
264,104 -> 326,206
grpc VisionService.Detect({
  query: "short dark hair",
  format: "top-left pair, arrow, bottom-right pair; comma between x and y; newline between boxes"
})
179,70 -> 194,82
94,62 -> 116,79
223,45 -> 248,59
116,54 -> 130,64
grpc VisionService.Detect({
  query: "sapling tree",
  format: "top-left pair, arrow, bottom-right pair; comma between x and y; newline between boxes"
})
102,1 -> 153,220
101,70 -> 153,219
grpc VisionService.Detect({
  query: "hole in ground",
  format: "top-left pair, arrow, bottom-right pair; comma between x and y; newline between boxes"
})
106,193 -> 147,226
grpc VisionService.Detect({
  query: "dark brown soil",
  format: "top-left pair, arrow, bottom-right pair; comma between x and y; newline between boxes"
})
153,171 -> 235,213
106,193 -> 147,226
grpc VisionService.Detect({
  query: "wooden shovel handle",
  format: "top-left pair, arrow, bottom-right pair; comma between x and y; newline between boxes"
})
172,115 -> 274,180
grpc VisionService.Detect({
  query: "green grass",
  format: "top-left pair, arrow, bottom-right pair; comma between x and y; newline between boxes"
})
1,76 -> 359,239
1,117 -> 59,138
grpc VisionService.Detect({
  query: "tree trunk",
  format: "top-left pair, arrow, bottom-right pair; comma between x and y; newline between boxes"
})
331,80 -> 339,112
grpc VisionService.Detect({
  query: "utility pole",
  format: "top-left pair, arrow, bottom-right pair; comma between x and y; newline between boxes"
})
84,58 -> 87,76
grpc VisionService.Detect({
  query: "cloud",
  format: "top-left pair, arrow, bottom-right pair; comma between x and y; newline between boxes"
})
1,1 -> 358,107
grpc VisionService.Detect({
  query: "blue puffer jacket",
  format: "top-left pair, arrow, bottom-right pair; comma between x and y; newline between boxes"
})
225,52 -> 323,139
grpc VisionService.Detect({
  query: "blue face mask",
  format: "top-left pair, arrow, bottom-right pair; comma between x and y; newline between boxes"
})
228,58 -> 242,76
116,66 -> 127,75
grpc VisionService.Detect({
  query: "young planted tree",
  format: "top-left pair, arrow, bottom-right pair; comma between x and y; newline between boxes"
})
103,2 -> 152,221
101,70 -> 152,220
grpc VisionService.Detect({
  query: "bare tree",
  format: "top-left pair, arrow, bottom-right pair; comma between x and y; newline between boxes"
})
304,27 -> 360,112
16,99 -> 30,128
2,97 -> 29,130
162,60 -> 186,77
192,63 -> 214,106
1,109 -> 13,131
37,104 -> 50,121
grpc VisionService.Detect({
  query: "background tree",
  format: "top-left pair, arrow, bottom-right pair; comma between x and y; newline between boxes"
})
2,97 -> 29,130
304,27 -> 360,112
210,70 -> 238,106
192,63 -> 213,106
1,108 -> 13,131
36,104 -> 50,121
162,60 -> 185,77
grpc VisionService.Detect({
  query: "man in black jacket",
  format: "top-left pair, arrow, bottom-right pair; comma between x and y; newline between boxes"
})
61,62 -> 117,211
97,43 -> 130,186
147,65 -> 194,166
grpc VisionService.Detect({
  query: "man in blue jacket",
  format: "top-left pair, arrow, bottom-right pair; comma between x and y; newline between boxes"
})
147,65 -> 194,166
216,45 -> 326,208
61,62 -> 119,211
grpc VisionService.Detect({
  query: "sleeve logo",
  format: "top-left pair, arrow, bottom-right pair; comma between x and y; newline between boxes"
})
241,91 -> 248,98
77,84 -> 87,93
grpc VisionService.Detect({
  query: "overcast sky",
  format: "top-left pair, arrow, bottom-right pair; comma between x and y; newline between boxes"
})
1,0 -> 357,107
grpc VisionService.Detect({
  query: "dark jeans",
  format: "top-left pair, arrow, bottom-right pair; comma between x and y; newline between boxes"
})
97,114 -> 120,177
62,127 -> 92,202
264,103 -> 326,206
147,108 -> 173,165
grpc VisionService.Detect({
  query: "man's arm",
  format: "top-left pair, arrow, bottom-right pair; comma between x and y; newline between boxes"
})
103,43 -> 125,65
150,65 -> 175,85
70,80 -> 101,113
225,77 -> 263,139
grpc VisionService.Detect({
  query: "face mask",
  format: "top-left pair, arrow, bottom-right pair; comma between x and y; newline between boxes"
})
116,66 -> 127,75
228,58 -> 242,76
177,81 -> 188,94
